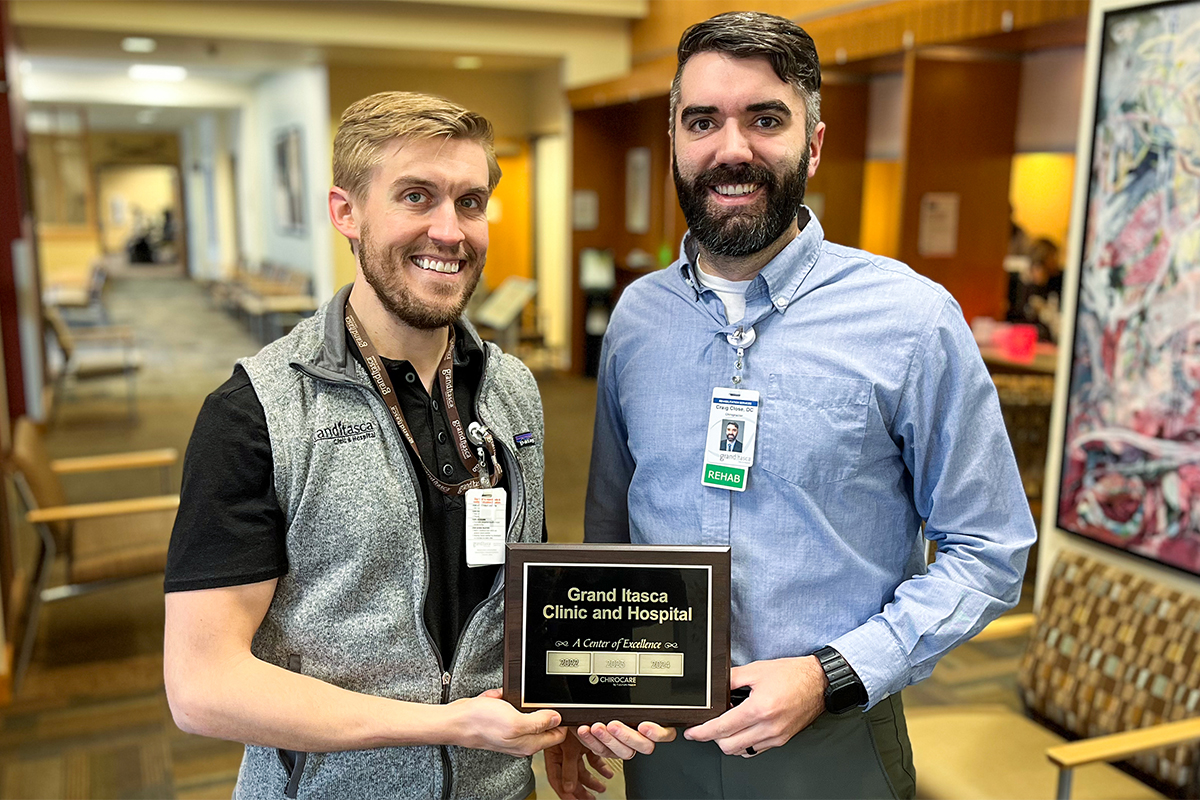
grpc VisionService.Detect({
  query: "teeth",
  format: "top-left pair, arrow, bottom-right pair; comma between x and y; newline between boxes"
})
713,183 -> 760,197
414,257 -> 461,274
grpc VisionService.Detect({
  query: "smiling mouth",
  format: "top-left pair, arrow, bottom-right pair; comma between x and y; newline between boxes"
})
412,256 -> 463,274
711,183 -> 761,197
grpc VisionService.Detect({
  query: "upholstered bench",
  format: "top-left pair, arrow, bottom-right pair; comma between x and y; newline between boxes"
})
907,550 -> 1200,799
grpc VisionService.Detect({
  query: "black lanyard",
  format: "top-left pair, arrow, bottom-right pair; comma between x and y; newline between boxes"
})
345,304 -> 502,496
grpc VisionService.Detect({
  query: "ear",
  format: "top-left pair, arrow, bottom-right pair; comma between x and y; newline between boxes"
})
807,121 -> 826,178
329,186 -> 359,243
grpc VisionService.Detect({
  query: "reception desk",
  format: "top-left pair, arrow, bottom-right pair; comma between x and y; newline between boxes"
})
978,341 -> 1058,375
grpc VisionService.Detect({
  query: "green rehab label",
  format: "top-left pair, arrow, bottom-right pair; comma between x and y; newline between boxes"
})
703,463 -> 746,490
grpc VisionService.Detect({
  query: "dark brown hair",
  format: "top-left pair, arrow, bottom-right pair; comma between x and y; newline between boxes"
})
670,11 -> 822,140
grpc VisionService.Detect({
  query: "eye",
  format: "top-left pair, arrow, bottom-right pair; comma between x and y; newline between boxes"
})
754,116 -> 781,130
403,191 -> 426,204
459,196 -> 482,210
689,118 -> 715,133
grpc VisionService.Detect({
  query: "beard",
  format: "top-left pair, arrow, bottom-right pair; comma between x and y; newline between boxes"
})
358,223 -> 483,330
673,148 -> 809,258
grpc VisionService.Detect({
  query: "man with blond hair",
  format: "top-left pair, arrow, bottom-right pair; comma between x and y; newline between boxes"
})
163,92 -> 579,800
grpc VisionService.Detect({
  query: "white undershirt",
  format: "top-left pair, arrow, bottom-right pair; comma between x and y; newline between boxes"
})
695,263 -> 753,324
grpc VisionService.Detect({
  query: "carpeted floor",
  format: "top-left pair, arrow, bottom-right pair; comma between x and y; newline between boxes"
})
1,274 -> 1029,799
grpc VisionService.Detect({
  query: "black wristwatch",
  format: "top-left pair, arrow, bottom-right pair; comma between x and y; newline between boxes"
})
813,646 -> 868,714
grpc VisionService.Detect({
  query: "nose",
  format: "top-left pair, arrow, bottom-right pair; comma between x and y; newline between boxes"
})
427,199 -> 465,248
714,123 -> 753,165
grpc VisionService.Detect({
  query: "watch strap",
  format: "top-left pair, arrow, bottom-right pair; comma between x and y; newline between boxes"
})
814,645 -> 867,713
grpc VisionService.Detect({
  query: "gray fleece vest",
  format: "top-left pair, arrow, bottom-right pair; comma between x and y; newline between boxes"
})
234,285 -> 545,800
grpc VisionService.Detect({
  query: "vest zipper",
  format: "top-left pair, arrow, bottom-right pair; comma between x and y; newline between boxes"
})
402,454 -> 455,800
335,343 -> 529,800
358,383 -> 453,799
446,435 -> 526,673
440,671 -> 453,800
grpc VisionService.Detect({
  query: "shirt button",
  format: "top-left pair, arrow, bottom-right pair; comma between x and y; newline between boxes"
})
437,431 -> 448,444
432,398 -> 440,411
441,463 -> 454,476
405,372 -> 416,384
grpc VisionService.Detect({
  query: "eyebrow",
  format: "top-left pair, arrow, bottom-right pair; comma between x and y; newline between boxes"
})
679,101 -> 793,124
390,176 -> 489,196
679,105 -> 718,124
747,101 -> 792,117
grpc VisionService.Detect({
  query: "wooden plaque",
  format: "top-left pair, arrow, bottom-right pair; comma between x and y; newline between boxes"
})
503,543 -> 731,726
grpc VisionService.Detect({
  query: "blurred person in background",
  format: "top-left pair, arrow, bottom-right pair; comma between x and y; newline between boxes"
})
1008,237 -> 1063,341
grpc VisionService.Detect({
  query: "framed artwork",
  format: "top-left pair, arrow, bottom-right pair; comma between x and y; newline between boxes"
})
274,126 -> 305,235
1055,0 -> 1200,574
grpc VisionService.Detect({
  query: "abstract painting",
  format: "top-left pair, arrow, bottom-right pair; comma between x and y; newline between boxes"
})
1057,0 -> 1200,574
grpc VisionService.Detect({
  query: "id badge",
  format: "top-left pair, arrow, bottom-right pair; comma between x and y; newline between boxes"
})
466,487 -> 507,567
702,388 -> 760,492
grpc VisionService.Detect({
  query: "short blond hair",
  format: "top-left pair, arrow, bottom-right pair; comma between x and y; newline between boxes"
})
333,91 -> 501,201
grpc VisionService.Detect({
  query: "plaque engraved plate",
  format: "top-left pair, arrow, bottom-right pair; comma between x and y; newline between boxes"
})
503,543 -> 731,726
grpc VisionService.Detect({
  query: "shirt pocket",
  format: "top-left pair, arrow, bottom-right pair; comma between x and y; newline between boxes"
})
758,373 -> 872,487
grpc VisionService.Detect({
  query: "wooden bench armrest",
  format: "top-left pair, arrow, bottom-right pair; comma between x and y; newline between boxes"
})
970,612 -> 1036,643
51,448 -> 179,474
1047,717 -> 1200,769
70,326 -> 134,343
260,294 -> 316,313
27,495 -> 179,523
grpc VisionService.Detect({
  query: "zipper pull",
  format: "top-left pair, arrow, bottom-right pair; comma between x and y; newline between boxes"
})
441,670 -> 452,703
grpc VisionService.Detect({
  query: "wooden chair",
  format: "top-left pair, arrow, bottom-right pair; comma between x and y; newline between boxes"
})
43,305 -> 142,422
43,260 -> 109,325
7,417 -> 179,693
907,551 -> 1200,799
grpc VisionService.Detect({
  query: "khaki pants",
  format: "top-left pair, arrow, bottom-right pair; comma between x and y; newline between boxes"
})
624,693 -> 915,800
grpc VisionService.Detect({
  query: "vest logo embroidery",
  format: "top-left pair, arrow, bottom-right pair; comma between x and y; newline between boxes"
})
514,431 -> 537,449
313,420 -> 377,444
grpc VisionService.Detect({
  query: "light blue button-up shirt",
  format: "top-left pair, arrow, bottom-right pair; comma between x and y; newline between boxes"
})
584,212 -> 1035,707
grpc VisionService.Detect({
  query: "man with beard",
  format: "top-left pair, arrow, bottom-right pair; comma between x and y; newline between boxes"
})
553,12 -> 1035,800
163,93 -> 592,800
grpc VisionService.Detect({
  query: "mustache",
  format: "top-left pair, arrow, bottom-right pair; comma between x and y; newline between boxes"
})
692,162 -> 777,191
401,242 -> 479,262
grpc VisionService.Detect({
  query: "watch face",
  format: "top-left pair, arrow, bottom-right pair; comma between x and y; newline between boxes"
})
826,681 -> 862,714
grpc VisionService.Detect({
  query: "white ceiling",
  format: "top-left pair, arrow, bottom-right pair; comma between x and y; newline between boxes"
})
12,0 -> 638,132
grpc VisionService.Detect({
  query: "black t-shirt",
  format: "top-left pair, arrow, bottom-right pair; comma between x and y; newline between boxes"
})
165,325 -> 503,666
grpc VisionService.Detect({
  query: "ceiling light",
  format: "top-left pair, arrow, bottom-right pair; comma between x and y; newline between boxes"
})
122,36 -> 157,54
453,55 -> 483,70
128,64 -> 187,82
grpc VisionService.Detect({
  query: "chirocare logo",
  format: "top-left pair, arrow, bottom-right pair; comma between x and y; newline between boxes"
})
313,420 -> 377,444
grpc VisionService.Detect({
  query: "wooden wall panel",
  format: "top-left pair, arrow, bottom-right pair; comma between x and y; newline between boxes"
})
807,80 -> 868,248
631,0 -> 861,62
574,0 -> 1088,110
571,96 -> 684,373
898,53 -> 1021,323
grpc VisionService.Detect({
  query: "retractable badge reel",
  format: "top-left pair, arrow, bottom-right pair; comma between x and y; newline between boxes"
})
702,327 -> 760,492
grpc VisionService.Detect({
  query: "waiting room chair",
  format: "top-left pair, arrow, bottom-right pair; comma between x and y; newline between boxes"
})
43,305 -> 142,422
907,551 -> 1200,799
6,416 -> 178,693
43,260 -> 110,325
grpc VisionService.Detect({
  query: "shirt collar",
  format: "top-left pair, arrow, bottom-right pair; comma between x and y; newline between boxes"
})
677,206 -> 825,311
